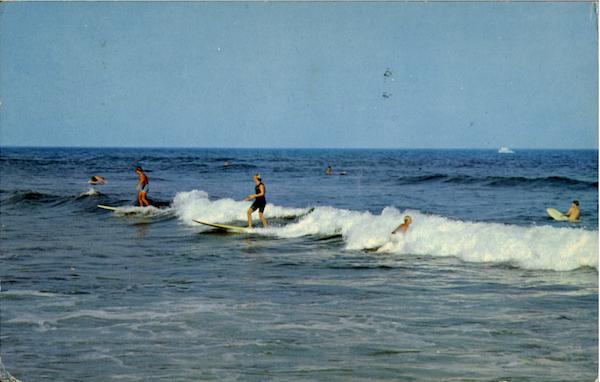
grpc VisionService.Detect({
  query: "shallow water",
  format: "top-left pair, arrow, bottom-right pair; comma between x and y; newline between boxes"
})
1,148 -> 597,381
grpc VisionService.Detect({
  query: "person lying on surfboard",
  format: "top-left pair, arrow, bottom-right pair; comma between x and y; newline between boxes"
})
392,215 -> 412,234
244,174 -> 268,228
565,200 -> 580,222
135,166 -> 150,207
88,175 -> 106,185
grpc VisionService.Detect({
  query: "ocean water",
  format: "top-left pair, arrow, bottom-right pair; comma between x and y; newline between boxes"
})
0,147 -> 597,381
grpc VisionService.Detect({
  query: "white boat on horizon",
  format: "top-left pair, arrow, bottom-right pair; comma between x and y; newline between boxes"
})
498,146 -> 515,154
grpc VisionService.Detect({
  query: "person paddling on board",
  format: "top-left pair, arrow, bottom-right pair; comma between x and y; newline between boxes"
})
135,167 -> 150,207
392,215 -> 412,234
244,174 -> 268,228
88,175 -> 106,185
565,200 -> 580,222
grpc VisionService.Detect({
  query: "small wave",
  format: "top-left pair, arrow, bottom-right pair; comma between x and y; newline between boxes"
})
1,190 -> 65,206
1,189 -> 111,208
221,163 -> 259,170
486,176 -> 597,189
5,300 -> 220,327
78,188 -> 102,197
395,174 -> 447,185
393,174 -> 597,189
0,290 -> 60,298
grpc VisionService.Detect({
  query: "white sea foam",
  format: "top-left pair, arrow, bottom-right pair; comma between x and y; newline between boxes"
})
5,300 -> 220,327
173,190 -> 598,272
80,187 -> 100,196
0,356 -> 21,382
375,213 -> 598,272
0,290 -> 59,298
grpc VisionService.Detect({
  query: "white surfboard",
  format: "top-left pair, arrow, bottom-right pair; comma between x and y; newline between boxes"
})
193,219 -> 251,232
97,204 -> 163,216
546,208 -> 569,221
97,204 -> 119,211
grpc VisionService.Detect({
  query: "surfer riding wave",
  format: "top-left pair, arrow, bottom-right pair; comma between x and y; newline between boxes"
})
244,174 -> 268,228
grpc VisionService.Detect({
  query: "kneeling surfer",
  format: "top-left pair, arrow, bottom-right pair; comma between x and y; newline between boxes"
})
245,174 -> 268,228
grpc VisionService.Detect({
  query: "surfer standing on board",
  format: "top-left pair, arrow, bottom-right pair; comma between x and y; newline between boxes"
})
245,174 -> 268,228
392,215 -> 412,234
565,200 -> 580,221
135,167 -> 150,207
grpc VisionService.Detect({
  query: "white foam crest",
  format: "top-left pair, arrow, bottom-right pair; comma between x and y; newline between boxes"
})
5,301 -> 219,326
376,214 -> 598,271
0,356 -> 21,382
173,190 -> 309,227
274,206 -> 392,242
267,206 -> 598,272
80,187 -> 100,196
0,290 -> 59,298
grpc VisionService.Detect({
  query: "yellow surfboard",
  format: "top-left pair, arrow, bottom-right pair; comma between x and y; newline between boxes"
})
546,208 -> 569,221
193,219 -> 251,232
97,204 -> 120,211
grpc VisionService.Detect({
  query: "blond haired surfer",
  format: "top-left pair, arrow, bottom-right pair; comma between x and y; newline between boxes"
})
392,215 -> 412,234
244,174 -> 267,228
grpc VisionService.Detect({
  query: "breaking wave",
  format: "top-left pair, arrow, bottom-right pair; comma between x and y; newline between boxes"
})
173,190 -> 309,225
174,190 -> 598,272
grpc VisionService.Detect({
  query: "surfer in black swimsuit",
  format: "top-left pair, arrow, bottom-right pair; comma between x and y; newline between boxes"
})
244,174 -> 268,228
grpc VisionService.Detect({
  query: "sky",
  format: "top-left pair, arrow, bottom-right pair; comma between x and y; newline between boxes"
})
0,1 -> 598,149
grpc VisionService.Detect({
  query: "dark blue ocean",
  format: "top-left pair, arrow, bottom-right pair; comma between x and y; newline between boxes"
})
0,147 -> 598,381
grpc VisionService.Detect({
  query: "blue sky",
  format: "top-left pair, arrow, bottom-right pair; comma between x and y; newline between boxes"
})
0,1 -> 597,148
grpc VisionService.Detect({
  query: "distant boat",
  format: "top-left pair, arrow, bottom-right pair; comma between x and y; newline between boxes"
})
498,146 -> 515,154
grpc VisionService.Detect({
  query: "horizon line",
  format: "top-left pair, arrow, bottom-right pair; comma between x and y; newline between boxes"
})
0,145 -> 598,151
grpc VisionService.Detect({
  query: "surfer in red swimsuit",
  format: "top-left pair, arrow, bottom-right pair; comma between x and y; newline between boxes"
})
135,167 -> 150,207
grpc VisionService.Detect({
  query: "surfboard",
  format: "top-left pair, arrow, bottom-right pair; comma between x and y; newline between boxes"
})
97,204 -> 160,216
546,208 -> 569,221
98,204 -> 169,211
193,219 -> 250,232
97,204 -> 119,211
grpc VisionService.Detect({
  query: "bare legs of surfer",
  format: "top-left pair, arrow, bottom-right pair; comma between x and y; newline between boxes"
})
246,208 -> 267,228
138,189 -> 150,207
